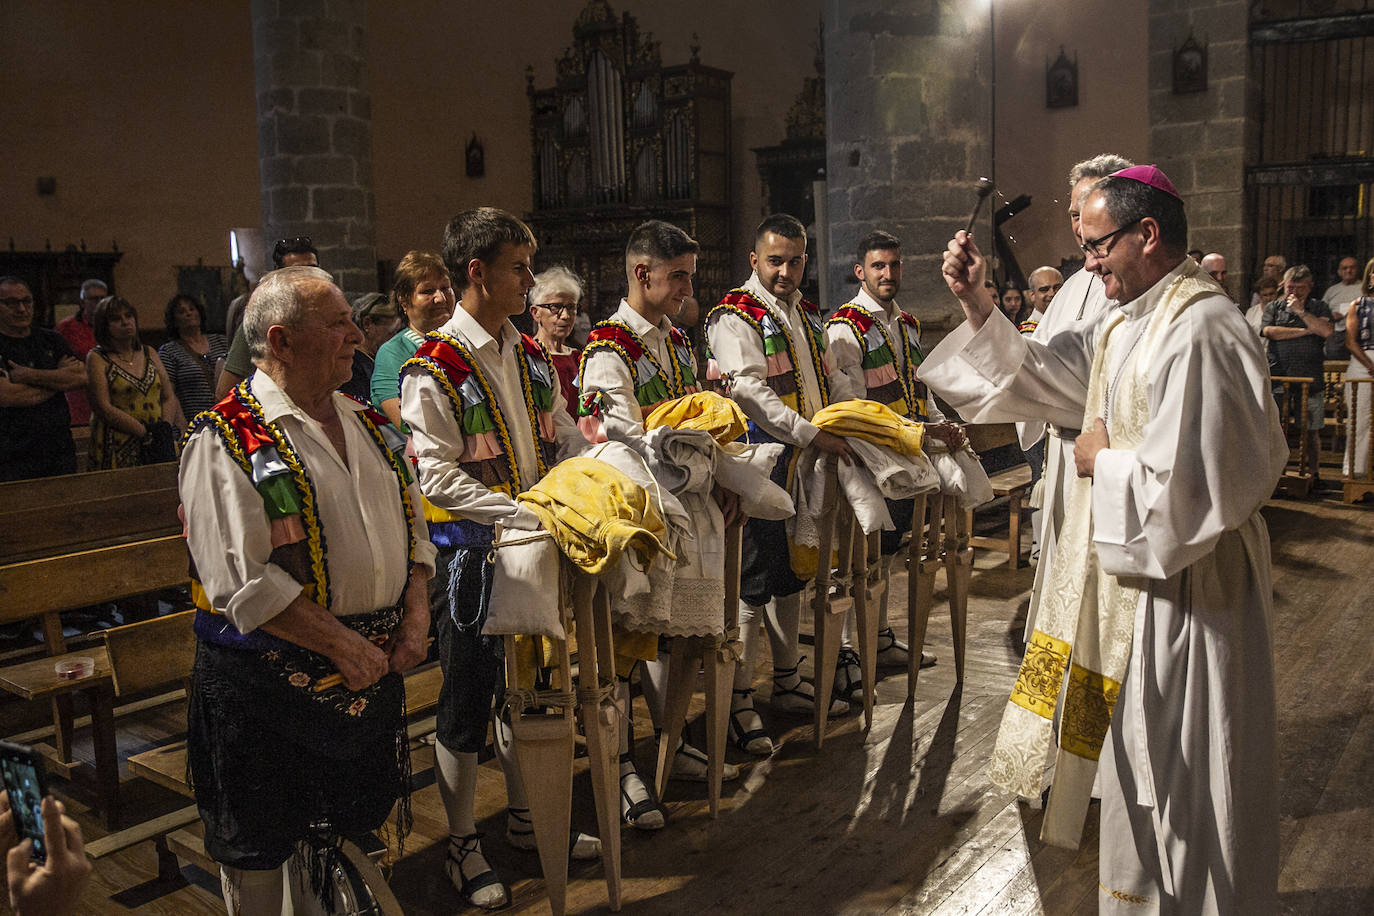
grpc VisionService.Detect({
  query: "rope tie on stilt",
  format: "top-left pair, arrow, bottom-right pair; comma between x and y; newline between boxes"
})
500,686 -> 577,716
576,677 -> 618,709
716,626 -> 743,664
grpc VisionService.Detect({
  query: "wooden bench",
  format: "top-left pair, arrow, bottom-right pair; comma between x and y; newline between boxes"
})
960,422 -> 1034,569
967,464 -> 1034,569
0,466 -> 186,822
0,463 -> 181,564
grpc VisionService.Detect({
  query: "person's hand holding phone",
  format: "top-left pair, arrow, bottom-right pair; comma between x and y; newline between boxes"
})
1,794 -> 90,916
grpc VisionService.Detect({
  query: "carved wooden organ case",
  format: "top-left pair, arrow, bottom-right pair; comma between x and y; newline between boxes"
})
526,1 -> 733,323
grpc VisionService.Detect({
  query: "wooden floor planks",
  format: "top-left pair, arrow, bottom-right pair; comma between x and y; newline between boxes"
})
15,492 -> 1372,914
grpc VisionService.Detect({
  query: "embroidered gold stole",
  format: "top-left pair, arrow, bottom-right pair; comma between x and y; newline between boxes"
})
987,267 -> 1216,848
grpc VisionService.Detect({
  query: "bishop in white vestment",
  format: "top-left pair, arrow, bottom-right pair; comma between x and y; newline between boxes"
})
921,166 -> 1287,914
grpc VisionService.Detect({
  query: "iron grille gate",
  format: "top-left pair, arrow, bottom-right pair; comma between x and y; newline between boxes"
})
1248,6 -> 1374,302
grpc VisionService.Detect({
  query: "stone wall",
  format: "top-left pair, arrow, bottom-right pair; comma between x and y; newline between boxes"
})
251,0 -> 376,298
1148,0 -> 1252,277
824,0 -> 992,330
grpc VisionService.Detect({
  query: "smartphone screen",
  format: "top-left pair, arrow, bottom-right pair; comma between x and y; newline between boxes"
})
0,741 -> 47,863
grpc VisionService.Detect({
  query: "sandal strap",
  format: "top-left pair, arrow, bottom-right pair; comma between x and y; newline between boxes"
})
772,662 -> 800,680
728,706 -> 770,749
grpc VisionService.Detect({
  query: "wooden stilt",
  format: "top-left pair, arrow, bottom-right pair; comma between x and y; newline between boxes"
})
572,576 -> 622,911
501,633 -> 576,916
851,529 -> 878,731
653,636 -> 699,801
905,493 -> 932,699
943,495 -> 973,682
812,458 -> 852,748
704,521 -> 742,817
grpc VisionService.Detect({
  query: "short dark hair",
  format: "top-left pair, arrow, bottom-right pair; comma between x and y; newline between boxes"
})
92,296 -> 139,350
1091,176 -> 1189,254
163,293 -> 207,340
626,220 -> 700,267
754,213 -> 807,250
271,236 -> 318,269
0,275 -> 28,290
442,208 -> 537,292
856,230 -> 901,265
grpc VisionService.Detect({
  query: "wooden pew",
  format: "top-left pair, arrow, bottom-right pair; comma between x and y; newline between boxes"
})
961,422 -> 1033,568
968,464 -> 1034,568
0,463 -> 181,563
0,465 -> 185,820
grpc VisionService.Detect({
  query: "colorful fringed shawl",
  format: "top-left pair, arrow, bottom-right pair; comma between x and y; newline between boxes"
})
402,331 -> 558,540
826,302 -> 931,420
704,289 -> 829,417
575,319 -> 700,436
185,379 -> 416,626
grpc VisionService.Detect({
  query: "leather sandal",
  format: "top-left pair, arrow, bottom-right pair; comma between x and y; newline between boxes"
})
619,753 -> 665,830
505,807 -> 601,860
772,660 -> 850,717
835,647 -> 863,701
445,833 -> 509,910
728,687 -> 774,755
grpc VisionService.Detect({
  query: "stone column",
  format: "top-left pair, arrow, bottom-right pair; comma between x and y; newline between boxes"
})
824,0 -> 993,332
251,0 -> 376,298
1148,0 -> 1252,276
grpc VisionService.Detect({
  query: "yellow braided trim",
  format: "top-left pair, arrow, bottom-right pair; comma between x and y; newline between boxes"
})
516,338 -> 550,481
238,381 -> 331,609
191,410 -> 252,475
357,411 -> 418,566
427,333 -> 524,493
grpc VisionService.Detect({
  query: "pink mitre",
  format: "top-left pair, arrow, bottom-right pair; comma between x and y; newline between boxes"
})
1109,164 -> 1181,199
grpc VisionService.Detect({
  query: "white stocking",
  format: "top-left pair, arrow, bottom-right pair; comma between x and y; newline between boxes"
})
732,601 -> 765,702
434,741 -> 479,837
640,651 -> 670,728
767,592 -> 801,676
492,717 -> 528,811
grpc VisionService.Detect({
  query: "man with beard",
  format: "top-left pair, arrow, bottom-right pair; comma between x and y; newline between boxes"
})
823,229 -> 960,698
705,214 -> 852,756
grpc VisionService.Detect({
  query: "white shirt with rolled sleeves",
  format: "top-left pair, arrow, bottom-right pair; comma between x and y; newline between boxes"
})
825,285 -> 944,421
707,271 -> 826,446
578,299 -> 676,457
180,371 -> 436,635
400,305 -> 585,527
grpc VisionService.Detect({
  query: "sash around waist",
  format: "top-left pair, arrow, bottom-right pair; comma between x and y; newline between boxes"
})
194,603 -> 403,653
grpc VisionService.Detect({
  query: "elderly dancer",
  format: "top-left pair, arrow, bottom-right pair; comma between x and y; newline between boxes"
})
181,266 -> 434,914
400,208 -> 593,909
923,166 -> 1284,913
578,220 -> 743,828
824,229 -> 960,697
706,213 -> 852,755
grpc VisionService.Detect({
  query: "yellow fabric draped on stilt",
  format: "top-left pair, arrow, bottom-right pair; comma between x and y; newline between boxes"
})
810,399 -> 925,456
